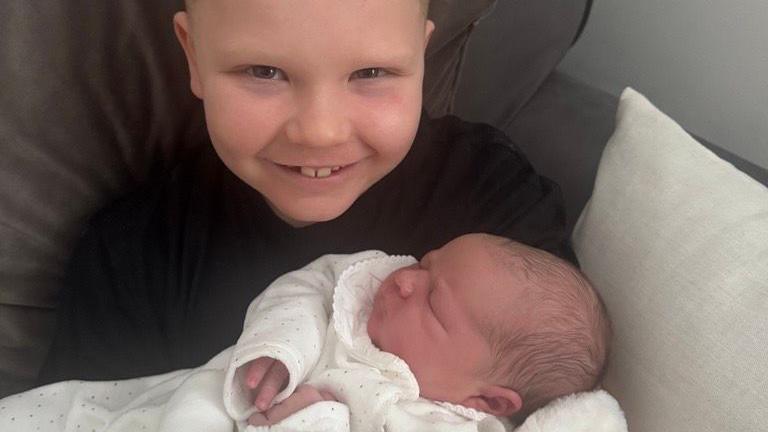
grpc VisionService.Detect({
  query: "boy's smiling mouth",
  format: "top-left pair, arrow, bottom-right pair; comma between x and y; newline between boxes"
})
297,165 -> 343,178
275,163 -> 349,179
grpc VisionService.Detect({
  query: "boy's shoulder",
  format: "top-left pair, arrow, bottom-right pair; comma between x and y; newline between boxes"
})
82,145 -> 229,246
419,114 -> 527,164
426,115 -> 520,147
410,114 -> 530,175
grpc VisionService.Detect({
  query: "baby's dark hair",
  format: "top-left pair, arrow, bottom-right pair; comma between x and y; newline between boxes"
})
481,238 -> 612,423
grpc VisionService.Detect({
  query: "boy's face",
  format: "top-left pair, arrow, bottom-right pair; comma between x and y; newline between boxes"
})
174,0 -> 434,225
368,234 -> 526,403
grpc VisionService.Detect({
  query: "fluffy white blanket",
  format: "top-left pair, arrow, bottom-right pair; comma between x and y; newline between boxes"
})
0,361 -> 626,432
513,390 -> 627,432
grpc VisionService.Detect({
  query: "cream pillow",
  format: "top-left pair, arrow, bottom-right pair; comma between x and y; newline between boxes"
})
572,88 -> 768,431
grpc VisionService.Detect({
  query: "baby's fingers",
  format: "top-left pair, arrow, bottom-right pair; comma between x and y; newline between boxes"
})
248,411 -> 269,427
262,385 -> 326,425
319,389 -> 338,402
244,357 -> 275,389
254,361 -> 289,411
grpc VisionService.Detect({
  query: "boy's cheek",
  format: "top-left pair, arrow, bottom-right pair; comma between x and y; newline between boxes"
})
358,79 -> 422,110
352,83 -> 409,106
354,90 -> 421,140
205,94 -> 286,152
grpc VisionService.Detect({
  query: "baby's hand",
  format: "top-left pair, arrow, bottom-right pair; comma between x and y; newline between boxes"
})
242,357 -> 290,411
247,384 -> 337,427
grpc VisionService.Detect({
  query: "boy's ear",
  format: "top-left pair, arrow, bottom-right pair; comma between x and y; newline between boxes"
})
424,19 -> 436,48
173,11 -> 204,99
461,385 -> 523,417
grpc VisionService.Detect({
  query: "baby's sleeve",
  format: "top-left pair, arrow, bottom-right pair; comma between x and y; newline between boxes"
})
223,251 -> 386,421
243,400 -> 350,432
386,400 -> 507,432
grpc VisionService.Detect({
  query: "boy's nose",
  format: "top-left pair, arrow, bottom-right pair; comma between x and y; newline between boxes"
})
285,90 -> 352,148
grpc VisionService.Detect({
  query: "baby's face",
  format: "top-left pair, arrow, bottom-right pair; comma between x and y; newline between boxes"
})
368,234 -> 525,404
175,0 -> 434,226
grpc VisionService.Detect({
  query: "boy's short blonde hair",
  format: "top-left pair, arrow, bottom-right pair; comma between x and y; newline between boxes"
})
184,0 -> 430,19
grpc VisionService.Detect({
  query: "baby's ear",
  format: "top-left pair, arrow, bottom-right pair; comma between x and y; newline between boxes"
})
461,385 -> 522,417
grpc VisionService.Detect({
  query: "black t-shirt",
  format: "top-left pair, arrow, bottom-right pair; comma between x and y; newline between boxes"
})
39,115 -> 569,384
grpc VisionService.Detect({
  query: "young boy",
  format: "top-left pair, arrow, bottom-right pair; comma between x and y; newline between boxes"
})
40,0 -> 570,386
1,234 -> 611,432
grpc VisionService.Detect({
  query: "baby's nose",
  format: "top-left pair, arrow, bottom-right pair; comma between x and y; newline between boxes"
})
394,269 -> 424,299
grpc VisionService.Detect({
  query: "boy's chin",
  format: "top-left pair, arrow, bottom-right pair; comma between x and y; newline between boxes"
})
266,199 -> 352,227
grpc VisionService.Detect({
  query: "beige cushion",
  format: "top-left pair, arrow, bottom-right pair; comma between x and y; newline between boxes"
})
572,88 -> 768,431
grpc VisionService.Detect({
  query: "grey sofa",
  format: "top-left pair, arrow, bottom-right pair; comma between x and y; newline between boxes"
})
2,0 -> 767,430
454,0 -> 768,234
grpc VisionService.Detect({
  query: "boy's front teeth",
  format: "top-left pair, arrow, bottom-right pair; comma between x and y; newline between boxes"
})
299,166 -> 340,178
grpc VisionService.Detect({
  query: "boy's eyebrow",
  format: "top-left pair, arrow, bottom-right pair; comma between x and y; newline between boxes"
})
213,43 -> 294,64
354,43 -> 427,66
358,51 -> 421,66
215,39 -> 420,68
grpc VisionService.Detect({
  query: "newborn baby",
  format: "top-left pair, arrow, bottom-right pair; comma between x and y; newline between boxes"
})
0,234 -> 611,432
229,233 -> 611,430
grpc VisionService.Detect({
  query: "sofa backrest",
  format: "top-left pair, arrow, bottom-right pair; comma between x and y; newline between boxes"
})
455,0 -> 592,125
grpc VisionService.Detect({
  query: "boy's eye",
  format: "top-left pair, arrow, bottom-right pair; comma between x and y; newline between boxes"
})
351,68 -> 387,80
246,65 -> 285,80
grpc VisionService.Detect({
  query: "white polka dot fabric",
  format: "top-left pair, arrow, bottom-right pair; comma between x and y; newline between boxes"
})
0,367 -> 231,432
224,251 -> 507,431
1,251 -> 623,431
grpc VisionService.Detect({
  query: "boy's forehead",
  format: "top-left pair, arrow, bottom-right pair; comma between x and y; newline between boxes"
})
188,0 -> 428,67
